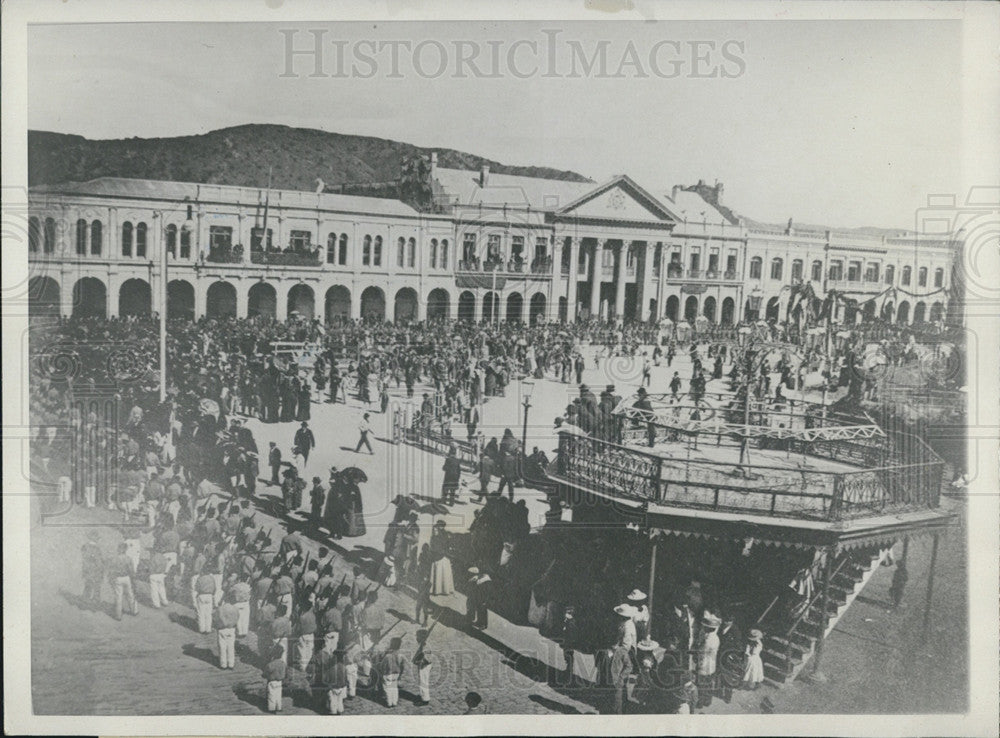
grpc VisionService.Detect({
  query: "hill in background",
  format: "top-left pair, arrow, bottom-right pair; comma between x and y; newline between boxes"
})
27,124 -> 590,192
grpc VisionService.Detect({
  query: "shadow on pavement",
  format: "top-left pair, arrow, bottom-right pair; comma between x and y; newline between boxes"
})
59,588 -> 117,620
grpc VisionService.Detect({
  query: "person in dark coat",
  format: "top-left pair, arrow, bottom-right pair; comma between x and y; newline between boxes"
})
296,381 -> 311,422
717,610 -> 744,703
309,477 -> 325,525
294,422 -> 315,466
323,470 -> 346,539
268,442 -> 282,486
466,567 -> 492,629
632,388 -> 656,448
441,446 -> 462,505
344,478 -> 366,537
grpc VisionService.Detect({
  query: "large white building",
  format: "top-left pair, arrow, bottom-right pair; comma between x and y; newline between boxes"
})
24,155 -> 959,326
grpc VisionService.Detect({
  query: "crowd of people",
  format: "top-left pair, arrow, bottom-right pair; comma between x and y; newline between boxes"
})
31,307 -> 961,715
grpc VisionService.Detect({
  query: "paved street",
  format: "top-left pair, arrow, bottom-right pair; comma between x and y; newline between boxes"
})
30,348 -> 965,715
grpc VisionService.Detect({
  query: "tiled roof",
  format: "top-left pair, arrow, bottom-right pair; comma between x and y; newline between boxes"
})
31,177 -> 421,217
433,167 -> 595,211
434,167 -> 729,226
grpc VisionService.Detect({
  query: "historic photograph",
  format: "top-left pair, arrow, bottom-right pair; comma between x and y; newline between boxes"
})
5,4 -> 999,734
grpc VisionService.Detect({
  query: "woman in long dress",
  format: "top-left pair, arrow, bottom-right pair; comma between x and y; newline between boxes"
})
344,479 -> 367,537
742,629 -> 765,689
429,520 -> 454,595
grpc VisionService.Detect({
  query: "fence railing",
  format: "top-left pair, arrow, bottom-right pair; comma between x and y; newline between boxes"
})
554,431 -> 942,522
250,250 -> 323,267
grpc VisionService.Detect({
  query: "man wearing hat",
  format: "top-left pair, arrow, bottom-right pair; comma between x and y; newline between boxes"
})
466,567 -> 492,629
268,442 -> 282,486
378,636 -> 408,708
309,477 -> 326,525
635,637 -> 661,701
354,413 -> 374,455
214,595 -> 240,669
294,421 -> 315,467
614,603 -> 638,651
631,387 -> 656,447
696,612 -> 721,706
627,589 -> 650,642
315,631 -> 348,714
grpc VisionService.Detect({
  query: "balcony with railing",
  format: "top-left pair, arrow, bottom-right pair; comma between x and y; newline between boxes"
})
205,244 -> 244,264
552,431 -> 943,525
456,256 -> 553,278
250,248 -> 323,267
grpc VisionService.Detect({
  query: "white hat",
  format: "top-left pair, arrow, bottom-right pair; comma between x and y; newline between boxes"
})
637,638 -> 660,651
626,589 -> 647,602
468,566 -> 480,575
613,604 -> 638,617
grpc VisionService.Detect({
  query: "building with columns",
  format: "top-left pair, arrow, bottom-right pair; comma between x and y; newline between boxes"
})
25,159 -> 960,326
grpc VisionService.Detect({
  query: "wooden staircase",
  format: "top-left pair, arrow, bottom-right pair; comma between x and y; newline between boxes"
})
760,548 -> 887,686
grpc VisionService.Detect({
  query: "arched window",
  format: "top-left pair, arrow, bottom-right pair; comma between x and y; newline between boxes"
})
28,216 -> 40,253
770,257 -> 783,280
934,268 -> 943,288
429,239 -> 438,268
918,267 -> 927,287
407,237 -> 416,267
440,239 -> 449,269
327,233 -> 338,264
362,235 -> 372,266
180,226 -> 192,259
373,236 -> 383,266
397,237 -> 406,267
44,217 -> 56,254
749,256 -> 762,279
135,222 -> 147,257
338,234 -> 348,265
76,219 -> 87,254
122,221 -> 133,257
791,259 -> 803,282
901,266 -> 911,286
885,264 -> 895,284
811,260 -> 822,281
165,224 -> 177,257
90,220 -> 102,255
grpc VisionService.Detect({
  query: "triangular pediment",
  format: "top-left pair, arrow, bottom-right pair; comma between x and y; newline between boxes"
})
557,176 -> 679,222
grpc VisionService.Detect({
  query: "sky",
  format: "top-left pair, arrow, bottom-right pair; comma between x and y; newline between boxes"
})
27,20 -> 965,230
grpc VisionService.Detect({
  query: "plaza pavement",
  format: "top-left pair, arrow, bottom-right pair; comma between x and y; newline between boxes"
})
29,345 -> 965,715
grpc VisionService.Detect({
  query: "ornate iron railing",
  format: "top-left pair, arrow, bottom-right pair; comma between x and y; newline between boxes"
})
554,430 -> 942,522
250,250 -> 322,267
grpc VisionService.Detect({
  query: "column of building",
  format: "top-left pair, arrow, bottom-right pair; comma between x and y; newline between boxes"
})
567,237 -> 580,321
547,235 -> 562,322
614,240 -> 628,321
589,239 -> 603,318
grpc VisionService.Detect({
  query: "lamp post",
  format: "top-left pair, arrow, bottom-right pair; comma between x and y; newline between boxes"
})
520,380 -> 534,461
